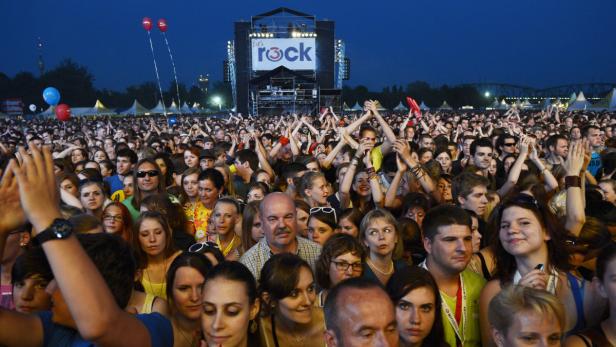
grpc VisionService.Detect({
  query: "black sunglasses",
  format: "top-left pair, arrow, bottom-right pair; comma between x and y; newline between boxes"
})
136,170 -> 159,178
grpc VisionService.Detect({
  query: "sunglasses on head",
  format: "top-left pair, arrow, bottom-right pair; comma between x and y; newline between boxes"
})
188,241 -> 219,253
310,207 -> 337,223
136,170 -> 159,178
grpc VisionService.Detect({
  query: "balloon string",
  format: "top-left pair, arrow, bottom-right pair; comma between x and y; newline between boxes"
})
162,32 -> 181,113
147,31 -> 167,116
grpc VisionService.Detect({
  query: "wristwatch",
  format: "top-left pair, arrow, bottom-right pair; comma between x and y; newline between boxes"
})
32,219 -> 73,245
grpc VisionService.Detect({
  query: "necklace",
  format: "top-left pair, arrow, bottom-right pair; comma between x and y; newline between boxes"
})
174,319 -> 198,347
367,258 -> 394,275
143,258 -> 167,298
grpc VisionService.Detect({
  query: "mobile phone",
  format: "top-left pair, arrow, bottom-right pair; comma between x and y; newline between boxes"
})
534,264 -> 544,271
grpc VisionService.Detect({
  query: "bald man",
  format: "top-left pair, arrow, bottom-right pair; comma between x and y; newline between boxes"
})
324,278 -> 399,347
240,192 -> 321,280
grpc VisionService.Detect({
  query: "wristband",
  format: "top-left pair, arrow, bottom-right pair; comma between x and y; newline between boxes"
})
366,167 -> 376,175
564,175 -> 581,188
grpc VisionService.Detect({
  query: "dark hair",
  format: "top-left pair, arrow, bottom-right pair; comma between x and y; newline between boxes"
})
386,266 -> 446,347
259,253 -> 313,315
154,153 -> 175,187
315,234 -> 366,289
470,138 -> 493,156
205,261 -> 258,305
77,233 -> 136,308
308,209 -> 338,231
422,205 -> 471,241
116,148 -> 138,164
398,217 -> 426,265
11,246 -> 53,286
596,243 -> 616,282
165,252 -> 212,304
324,277 -> 388,337
236,149 -> 259,172
69,213 -> 103,234
451,172 -> 489,203
198,168 -> 225,190
489,193 -> 571,284
339,208 -> 362,229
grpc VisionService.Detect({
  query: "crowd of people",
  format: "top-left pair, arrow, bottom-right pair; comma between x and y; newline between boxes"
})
1,101 -> 616,346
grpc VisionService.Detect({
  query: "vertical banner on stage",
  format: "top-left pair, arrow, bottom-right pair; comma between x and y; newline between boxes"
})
251,38 -> 316,71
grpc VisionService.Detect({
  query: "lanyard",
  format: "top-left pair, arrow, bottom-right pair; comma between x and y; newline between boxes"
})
216,235 -> 236,256
420,261 -> 467,346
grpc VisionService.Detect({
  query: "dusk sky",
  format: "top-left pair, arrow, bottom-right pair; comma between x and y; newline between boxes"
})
2,0 -> 615,91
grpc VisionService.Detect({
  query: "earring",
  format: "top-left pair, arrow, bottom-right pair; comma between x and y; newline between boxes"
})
249,320 -> 258,334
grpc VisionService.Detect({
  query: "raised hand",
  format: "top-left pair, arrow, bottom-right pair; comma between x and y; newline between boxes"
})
0,160 -> 26,234
396,154 -> 408,173
11,143 -> 61,232
393,139 -> 416,167
564,140 -> 585,176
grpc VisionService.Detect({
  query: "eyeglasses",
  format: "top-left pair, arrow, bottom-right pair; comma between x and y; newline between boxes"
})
136,170 -> 159,178
188,242 -> 219,253
503,143 -> 516,147
331,260 -> 363,272
103,215 -> 123,222
310,207 -> 337,223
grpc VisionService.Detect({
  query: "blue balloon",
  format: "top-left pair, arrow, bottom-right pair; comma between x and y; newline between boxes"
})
43,87 -> 61,106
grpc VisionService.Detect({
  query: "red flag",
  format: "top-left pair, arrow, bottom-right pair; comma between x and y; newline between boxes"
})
406,97 -> 421,118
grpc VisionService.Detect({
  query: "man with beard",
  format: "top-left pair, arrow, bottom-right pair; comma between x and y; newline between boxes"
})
240,192 -> 321,280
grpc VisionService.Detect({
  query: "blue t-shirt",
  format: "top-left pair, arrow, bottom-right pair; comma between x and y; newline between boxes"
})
105,175 -> 124,195
37,311 -> 173,347
587,152 -> 602,177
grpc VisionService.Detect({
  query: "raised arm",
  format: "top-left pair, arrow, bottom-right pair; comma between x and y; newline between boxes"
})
563,140 -> 586,236
384,154 -> 406,209
363,150 -> 383,207
368,100 -> 396,155
497,137 -> 531,197
252,131 -> 276,180
10,144 -> 154,347
394,139 -> 437,199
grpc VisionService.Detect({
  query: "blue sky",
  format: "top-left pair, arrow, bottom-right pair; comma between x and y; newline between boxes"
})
2,0 -> 615,90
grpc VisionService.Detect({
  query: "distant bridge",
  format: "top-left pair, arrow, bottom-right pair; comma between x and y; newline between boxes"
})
464,82 -> 616,98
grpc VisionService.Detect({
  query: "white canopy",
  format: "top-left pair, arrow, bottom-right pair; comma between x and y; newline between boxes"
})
568,91 -> 591,111
149,100 -> 167,114
120,100 -> 149,116
419,101 -> 430,111
393,101 -> 408,112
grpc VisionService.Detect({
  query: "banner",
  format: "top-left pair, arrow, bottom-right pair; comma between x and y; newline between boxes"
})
251,38 -> 316,71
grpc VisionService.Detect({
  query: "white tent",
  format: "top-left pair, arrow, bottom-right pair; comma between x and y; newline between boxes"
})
393,101 -> 408,112
180,102 -> 193,114
438,101 -> 452,111
149,100 -> 167,114
592,88 -> 616,111
542,98 -> 552,110
351,102 -> 363,112
167,101 -> 180,114
121,100 -> 149,116
343,102 -> 352,112
39,106 -> 55,118
521,99 -> 533,109
85,99 -> 116,116
488,98 -> 499,109
419,101 -> 430,111
498,99 -> 510,110
567,92 -> 577,106
70,107 -> 93,117
568,91 -> 591,111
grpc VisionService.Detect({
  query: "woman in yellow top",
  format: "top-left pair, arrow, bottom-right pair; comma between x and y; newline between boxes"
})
178,167 -> 200,236
211,197 -> 243,260
194,169 -> 224,242
133,211 -> 181,300
258,253 -> 326,347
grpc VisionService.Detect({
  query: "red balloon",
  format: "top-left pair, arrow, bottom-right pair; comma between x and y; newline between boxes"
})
142,17 -> 152,31
157,19 -> 168,32
55,104 -> 71,121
